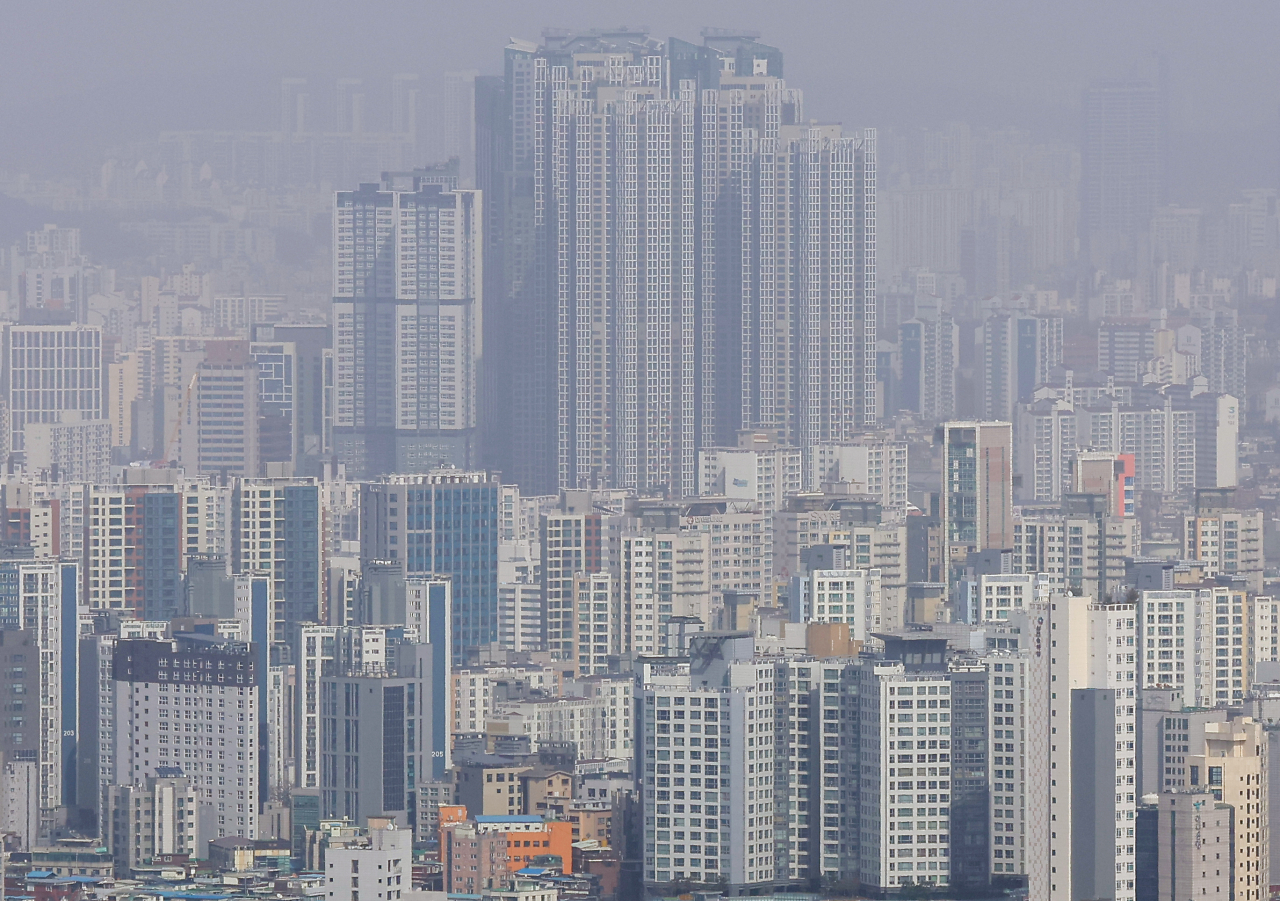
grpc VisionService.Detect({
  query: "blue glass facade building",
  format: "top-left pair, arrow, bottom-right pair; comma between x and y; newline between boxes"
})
361,471 -> 497,657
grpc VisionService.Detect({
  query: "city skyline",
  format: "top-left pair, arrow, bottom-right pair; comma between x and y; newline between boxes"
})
2,2 -> 1278,202
0,9 -> 1278,901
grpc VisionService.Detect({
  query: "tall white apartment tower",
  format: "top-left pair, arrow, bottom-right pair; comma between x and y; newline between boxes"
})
292,624 -> 337,791
1024,593 -> 1138,901
500,32 -> 875,496
332,178 -> 481,478
805,436 -> 910,517
857,661 -> 955,893
0,560 -> 67,841
638,635 -> 778,894
620,531 -> 712,657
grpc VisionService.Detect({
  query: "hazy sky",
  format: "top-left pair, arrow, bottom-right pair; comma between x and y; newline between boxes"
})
2,0 -> 1277,202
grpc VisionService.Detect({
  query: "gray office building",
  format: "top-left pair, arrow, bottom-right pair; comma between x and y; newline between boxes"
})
318,640 -> 433,825
1081,80 -> 1165,261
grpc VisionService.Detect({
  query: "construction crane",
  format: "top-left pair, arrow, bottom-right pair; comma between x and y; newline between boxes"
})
157,372 -> 198,466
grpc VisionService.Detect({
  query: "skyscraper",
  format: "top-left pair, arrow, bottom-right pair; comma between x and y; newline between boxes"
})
1025,593 -> 1138,901
938,422 -> 1014,586
87,485 -> 182,621
1081,80 -> 1164,262
184,341 -> 261,478
981,312 -> 1062,422
332,178 -> 481,478
232,478 -> 321,643
0,560 -> 68,844
898,309 -> 958,425
486,31 -> 876,495
318,639 -> 431,824
360,470 -> 498,656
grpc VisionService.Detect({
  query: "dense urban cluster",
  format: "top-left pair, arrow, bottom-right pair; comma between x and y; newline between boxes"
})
1,23 -> 1280,901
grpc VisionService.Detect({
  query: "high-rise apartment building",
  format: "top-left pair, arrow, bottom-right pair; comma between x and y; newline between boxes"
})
353,570 -> 453,778
697,431 -> 803,530
1012,506 -> 1136,598
981,312 -> 1062,422
1118,401 -> 1197,493
1251,594 -> 1279,682
805,436 -> 909,517
1140,712 -> 1271,900
494,673 -> 633,762
974,572 -> 1047,624
0,560 -> 67,843
451,663 -> 559,737
497,541 -> 542,654
1184,498 -> 1264,591
1139,583 -> 1251,707
620,530 -> 712,657
1196,307 -> 1248,404
1073,451 -> 1135,517
233,478 -> 321,642
896,293 -> 958,426
938,422 -> 1014,587
771,657 -> 859,886
1186,717 -> 1268,899
1138,792 -> 1233,898
1013,396 -> 1076,503
2,324 -> 103,464
23,417 -> 111,483
106,770 -> 201,874
332,178 -> 482,478
252,323 -> 331,474
1024,593 -> 1137,901
292,624 -> 336,793
569,572 -> 616,677
87,485 -> 182,620
9,225 -> 109,323
975,650 -> 1029,883
539,511 -> 602,666
854,639 -> 1027,894
1185,390 -> 1240,489
772,493 -> 907,597
638,635 -> 778,893
250,340 -> 296,469
797,569 -> 881,639
488,31 -> 875,495
1097,320 -> 1157,383
84,476 -> 228,621
681,499 -> 769,599
182,341 -> 261,477
857,661 -> 955,893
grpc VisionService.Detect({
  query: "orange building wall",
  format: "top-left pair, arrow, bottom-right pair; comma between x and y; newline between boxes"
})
504,821 -> 573,874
